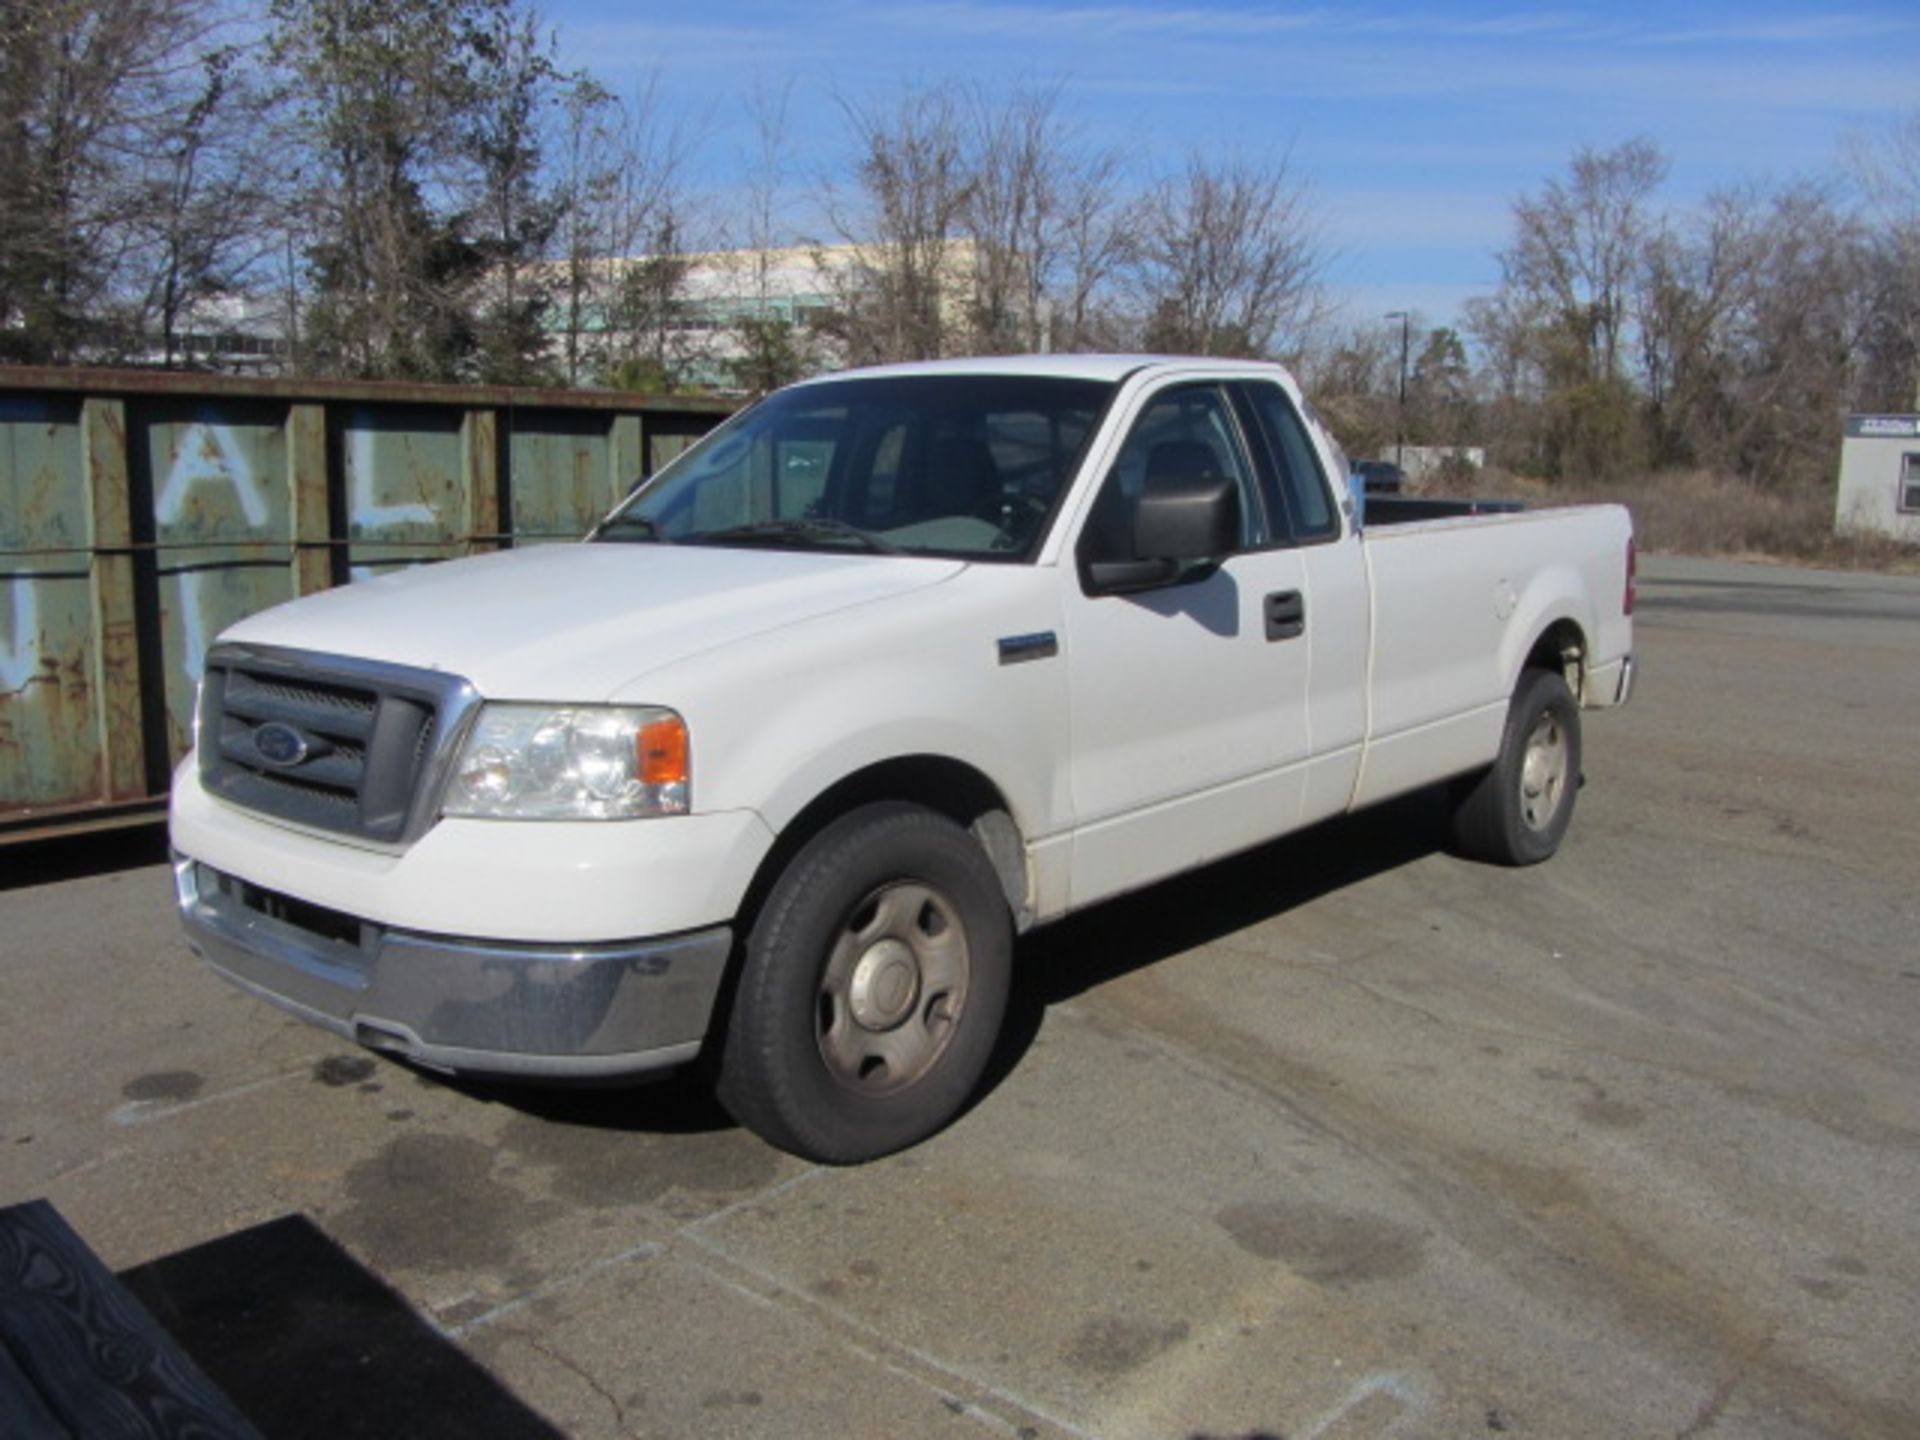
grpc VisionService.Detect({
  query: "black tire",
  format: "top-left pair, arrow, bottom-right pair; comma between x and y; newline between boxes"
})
1450,667 -> 1582,866
715,802 -> 1012,1163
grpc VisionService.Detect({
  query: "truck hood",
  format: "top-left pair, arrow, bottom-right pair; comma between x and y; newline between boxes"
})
221,543 -> 965,700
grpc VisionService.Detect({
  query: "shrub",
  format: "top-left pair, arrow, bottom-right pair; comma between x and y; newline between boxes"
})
1439,467 -> 1920,574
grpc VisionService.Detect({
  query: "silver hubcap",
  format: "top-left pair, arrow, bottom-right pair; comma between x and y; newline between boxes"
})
1519,711 -> 1569,831
819,882 -> 970,1094
849,938 -> 920,1029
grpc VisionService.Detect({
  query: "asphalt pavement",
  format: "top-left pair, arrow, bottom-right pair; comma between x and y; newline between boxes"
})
3,553 -> 1917,1440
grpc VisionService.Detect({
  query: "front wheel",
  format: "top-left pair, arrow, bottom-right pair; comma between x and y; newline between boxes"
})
715,802 -> 1012,1163
1450,667 -> 1582,866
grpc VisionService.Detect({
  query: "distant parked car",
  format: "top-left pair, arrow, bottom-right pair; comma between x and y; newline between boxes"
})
1352,458 -> 1406,494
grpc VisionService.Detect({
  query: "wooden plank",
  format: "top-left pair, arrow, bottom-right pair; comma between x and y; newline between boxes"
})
610,412 -> 643,510
0,1200 -> 263,1439
461,407 -> 501,552
286,403 -> 332,596
80,396 -> 148,803
0,1340 -> 69,1439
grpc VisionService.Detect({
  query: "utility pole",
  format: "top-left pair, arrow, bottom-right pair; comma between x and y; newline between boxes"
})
1385,310 -> 1410,469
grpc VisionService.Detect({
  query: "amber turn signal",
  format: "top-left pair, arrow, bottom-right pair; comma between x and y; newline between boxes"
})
638,714 -> 690,787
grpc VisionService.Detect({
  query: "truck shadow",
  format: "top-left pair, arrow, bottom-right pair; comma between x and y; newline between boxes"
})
120,1212 -> 564,1439
2,819 -> 170,890
427,784 -> 1455,1145
982,783 -> 1456,1099
417,1060 -> 737,1137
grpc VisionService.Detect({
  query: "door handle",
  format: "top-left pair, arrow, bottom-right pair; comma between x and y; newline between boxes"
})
1264,589 -> 1305,641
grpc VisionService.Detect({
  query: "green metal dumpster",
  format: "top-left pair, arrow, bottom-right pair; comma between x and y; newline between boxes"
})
0,369 -> 728,842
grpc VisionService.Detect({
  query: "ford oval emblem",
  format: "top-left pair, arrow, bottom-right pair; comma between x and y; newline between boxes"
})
254,721 -> 311,768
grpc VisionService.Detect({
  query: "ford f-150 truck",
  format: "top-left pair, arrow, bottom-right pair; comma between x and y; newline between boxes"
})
170,356 -> 1635,1163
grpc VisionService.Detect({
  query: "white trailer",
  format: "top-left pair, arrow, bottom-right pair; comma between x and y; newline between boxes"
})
1835,414 -> 1920,543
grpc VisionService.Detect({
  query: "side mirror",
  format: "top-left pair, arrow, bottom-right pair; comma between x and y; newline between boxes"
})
1086,471 -> 1240,595
1135,471 -> 1239,560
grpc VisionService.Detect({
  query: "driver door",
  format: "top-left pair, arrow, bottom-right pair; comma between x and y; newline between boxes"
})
1062,382 -> 1313,908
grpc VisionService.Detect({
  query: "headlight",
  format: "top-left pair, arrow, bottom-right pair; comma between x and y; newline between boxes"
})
442,705 -> 690,819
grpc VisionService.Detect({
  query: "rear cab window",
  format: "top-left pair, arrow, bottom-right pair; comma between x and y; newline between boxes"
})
1233,381 -> 1341,545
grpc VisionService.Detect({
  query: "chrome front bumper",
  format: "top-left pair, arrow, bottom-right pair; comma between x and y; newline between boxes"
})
174,854 -> 732,1079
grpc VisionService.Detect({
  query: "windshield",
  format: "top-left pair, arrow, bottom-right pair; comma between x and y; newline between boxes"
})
594,374 -> 1114,561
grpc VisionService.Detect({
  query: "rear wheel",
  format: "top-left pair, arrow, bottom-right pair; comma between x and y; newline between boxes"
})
716,802 -> 1012,1163
1450,667 -> 1582,866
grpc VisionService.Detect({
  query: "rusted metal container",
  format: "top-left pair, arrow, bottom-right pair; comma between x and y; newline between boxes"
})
0,368 -> 730,841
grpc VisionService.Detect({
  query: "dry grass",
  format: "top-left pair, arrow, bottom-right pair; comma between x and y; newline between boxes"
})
1425,466 -> 1920,575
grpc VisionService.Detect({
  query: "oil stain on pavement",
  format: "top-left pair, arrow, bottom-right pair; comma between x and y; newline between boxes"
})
1215,1200 -> 1425,1285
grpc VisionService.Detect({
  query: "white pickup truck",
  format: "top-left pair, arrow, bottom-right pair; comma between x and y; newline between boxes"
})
171,356 -> 1634,1162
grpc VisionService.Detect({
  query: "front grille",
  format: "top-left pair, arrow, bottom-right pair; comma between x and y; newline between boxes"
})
199,645 -> 478,846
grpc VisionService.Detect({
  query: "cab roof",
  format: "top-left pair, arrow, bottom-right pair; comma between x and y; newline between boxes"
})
793,354 -> 1298,387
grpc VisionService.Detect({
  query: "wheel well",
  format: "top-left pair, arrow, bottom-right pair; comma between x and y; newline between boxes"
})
1525,619 -> 1587,696
743,757 -> 1030,934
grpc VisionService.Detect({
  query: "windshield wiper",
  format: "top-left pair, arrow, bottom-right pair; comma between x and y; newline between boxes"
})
687,518 -> 904,555
594,513 -> 671,544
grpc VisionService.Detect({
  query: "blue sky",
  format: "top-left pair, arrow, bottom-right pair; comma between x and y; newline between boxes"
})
540,1 -> 1916,331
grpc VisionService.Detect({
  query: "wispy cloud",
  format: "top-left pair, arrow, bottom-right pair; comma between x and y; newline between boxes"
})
1320,187 -> 1516,251
1628,15 -> 1920,46
862,2 -> 1918,52
559,20 -> 835,73
676,3 -> 1914,115
880,3 -> 1331,40
864,3 -> 1864,44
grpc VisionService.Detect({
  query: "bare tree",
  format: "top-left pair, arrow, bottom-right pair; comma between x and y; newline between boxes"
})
126,40 -> 282,368
1127,149 -> 1330,358
462,2 -> 564,384
1477,137 -> 1667,477
1848,109 -> 1920,408
602,210 -> 697,391
1723,184 -> 1870,489
1634,186 -> 1765,469
960,82 -> 1047,353
1462,288 -> 1554,473
1049,144 -> 1131,352
735,76 -> 795,311
1296,319 -> 1398,458
1627,179 -> 1885,488
549,74 -> 696,387
720,75 -> 819,394
1408,325 -> 1476,445
268,0 -> 498,378
0,0 -> 245,364
962,80 -> 1127,354
823,83 -> 975,365
603,97 -> 708,391
550,77 -> 622,385
1500,137 -> 1667,386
